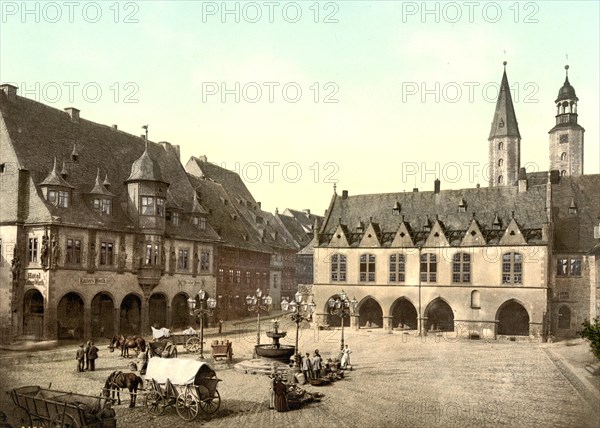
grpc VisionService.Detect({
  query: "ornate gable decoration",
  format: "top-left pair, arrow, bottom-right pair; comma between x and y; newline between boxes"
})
461,219 -> 486,246
329,224 -> 350,247
499,218 -> 527,245
391,222 -> 414,247
359,223 -> 381,247
424,220 -> 449,247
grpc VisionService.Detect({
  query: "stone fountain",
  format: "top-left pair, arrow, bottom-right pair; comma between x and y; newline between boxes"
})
254,320 -> 295,362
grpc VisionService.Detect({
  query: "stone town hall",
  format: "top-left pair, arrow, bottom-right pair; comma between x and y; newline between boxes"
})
313,65 -> 599,340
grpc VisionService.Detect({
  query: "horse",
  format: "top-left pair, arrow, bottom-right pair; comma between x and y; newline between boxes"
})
109,335 -> 146,358
103,371 -> 143,408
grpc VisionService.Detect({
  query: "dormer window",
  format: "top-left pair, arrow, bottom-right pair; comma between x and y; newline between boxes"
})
140,196 -> 165,216
47,189 -> 70,208
192,215 -> 207,230
156,198 -> 165,216
93,198 -> 112,215
171,211 -> 180,226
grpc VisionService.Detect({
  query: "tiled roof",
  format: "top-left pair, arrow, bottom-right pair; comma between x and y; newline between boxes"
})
320,184 -> 549,247
552,174 -> 600,252
40,157 -> 76,188
0,92 -> 218,238
488,69 -> 521,140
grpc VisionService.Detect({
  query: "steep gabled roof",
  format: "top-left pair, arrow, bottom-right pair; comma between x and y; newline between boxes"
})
488,66 -> 521,140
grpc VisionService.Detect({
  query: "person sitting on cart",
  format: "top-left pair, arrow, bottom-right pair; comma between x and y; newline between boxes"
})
301,353 -> 312,381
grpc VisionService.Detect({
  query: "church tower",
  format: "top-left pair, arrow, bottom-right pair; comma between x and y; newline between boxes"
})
549,65 -> 584,176
488,62 -> 521,187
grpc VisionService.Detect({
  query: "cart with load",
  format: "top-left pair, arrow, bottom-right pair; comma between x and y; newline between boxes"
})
9,385 -> 116,428
210,340 -> 233,363
148,340 -> 178,358
143,357 -> 221,421
151,326 -> 205,354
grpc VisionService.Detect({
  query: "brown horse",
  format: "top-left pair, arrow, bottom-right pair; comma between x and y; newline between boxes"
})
103,371 -> 143,407
109,335 -> 146,358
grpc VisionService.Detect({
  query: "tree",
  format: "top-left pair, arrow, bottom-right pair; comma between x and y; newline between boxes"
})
579,318 -> 600,361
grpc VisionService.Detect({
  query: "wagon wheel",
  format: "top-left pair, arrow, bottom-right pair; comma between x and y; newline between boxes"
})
12,405 -> 32,428
145,390 -> 166,416
185,337 -> 202,353
200,389 -> 221,414
50,413 -> 79,428
176,391 -> 199,421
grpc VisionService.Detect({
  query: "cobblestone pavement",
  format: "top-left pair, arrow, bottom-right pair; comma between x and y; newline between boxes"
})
0,327 -> 598,428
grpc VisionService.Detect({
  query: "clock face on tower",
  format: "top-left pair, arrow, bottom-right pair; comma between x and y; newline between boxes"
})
559,134 -> 568,144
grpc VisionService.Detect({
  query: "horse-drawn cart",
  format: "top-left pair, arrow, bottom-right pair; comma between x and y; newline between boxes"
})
9,385 -> 116,428
151,327 -> 204,354
143,358 -> 221,421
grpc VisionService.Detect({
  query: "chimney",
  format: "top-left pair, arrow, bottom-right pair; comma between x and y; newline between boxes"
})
549,170 -> 560,184
64,107 -> 80,123
258,202 -> 261,209
112,124 -> 118,129
0,84 -> 17,102
518,167 -> 528,192
342,190 -> 348,199
303,209 -> 311,216
434,179 -> 440,194
413,188 -> 419,192
198,155 -> 208,162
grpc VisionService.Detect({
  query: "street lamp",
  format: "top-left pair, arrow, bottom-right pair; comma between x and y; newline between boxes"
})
328,290 -> 358,351
187,289 -> 217,359
246,288 -> 273,357
281,290 -> 316,371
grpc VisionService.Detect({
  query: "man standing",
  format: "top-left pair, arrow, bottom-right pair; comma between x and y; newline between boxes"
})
87,341 -> 99,371
83,341 -> 91,370
76,344 -> 85,372
312,350 -> 322,379
301,352 -> 312,381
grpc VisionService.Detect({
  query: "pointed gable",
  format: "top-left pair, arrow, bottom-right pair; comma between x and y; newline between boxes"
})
499,218 -> 527,245
391,222 -> 414,247
488,64 -> 521,140
461,219 -> 486,246
359,222 -> 381,247
424,220 -> 450,247
329,224 -> 350,247
40,158 -> 75,188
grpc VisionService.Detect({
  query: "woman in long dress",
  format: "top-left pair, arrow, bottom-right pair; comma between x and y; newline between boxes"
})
340,345 -> 352,369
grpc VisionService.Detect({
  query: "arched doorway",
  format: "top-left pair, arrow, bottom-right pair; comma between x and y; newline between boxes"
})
392,298 -> 418,330
325,294 -> 351,328
425,298 -> 454,332
558,305 -> 571,330
91,293 -> 115,338
172,293 -> 189,330
149,294 -> 167,329
23,289 -> 44,339
358,297 -> 383,328
120,294 -> 141,336
57,293 -> 84,339
497,300 -> 529,336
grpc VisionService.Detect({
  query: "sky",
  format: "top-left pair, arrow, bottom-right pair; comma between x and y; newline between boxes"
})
1,0 -> 599,215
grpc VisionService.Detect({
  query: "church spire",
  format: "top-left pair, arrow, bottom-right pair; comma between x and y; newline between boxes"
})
488,62 -> 521,140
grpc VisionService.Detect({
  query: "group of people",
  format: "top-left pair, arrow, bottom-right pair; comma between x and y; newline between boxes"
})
76,340 -> 99,372
300,345 -> 352,380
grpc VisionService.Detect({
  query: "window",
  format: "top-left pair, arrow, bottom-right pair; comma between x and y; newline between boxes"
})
420,253 -> 437,282
502,252 -> 522,284
236,270 -> 241,284
256,272 -> 260,285
452,253 -> 471,283
141,196 -> 155,215
498,142 -> 503,150
561,170 -> 567,177
497,175 -> 503,184
557,257 -> 582,276
100,242 -> 114,265
145,243 -> 159,265
178,249 -> 189,270
470,290 -> 480,309
66,239 -> 81,264
331,254 -> 347,282
360,254 -> 376,282
218,268 -> 224,283
246,271 -> 250,284
28,238 -> 38,263
101,199 -> 111,215
559,134 -> 568,144
171,212 -> 180,226
228,269 -> 234,284
498,159 -> 503,167
156,198 -> 165,217
200,251 -> 210,271
58,191 -> 69,208
93,198 -> 101,209
199,217 -> 206,230
192,216 -> 199,225
389,254 -> 406,283
48,190 -> 57,204
560,152 -> 567,161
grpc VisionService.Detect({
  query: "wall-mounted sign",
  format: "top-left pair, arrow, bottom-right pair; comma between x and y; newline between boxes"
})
79,277 -> 108,285
26,272 -> 45,286
177,279 -> 206,287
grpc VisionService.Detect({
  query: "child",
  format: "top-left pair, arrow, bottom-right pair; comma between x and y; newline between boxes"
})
76,344 -> 85,372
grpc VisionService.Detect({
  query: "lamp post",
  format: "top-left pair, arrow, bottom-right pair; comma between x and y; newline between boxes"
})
187,289 -> 217,359
281,290 -> 316,371
327,290 -> 358,351
246,288 -> 273,357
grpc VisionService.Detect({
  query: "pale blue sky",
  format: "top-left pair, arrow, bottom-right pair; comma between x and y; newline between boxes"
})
1,1 -> 598,213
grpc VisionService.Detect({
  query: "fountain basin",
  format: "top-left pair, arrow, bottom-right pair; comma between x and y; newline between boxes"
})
255,344 -> 295,362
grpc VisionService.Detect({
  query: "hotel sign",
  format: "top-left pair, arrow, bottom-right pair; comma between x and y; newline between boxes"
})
26,272 -> 45,286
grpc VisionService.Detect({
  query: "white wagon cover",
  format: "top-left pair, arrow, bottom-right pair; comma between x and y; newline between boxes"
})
145,358 -> 214,385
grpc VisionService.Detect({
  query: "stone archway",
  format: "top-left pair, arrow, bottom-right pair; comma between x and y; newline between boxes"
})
391,298 -> 418,330
120,294 -> 142,336
497,300 -> 529,336
425,298 -> 454,332
149,293 -> 167,329
23,289 -> 44,339
57,292 -> 84,340
358,297 -> 383,328
325,294 -> 351,327
91,293 -> 115,338
172,293 -> 189,330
